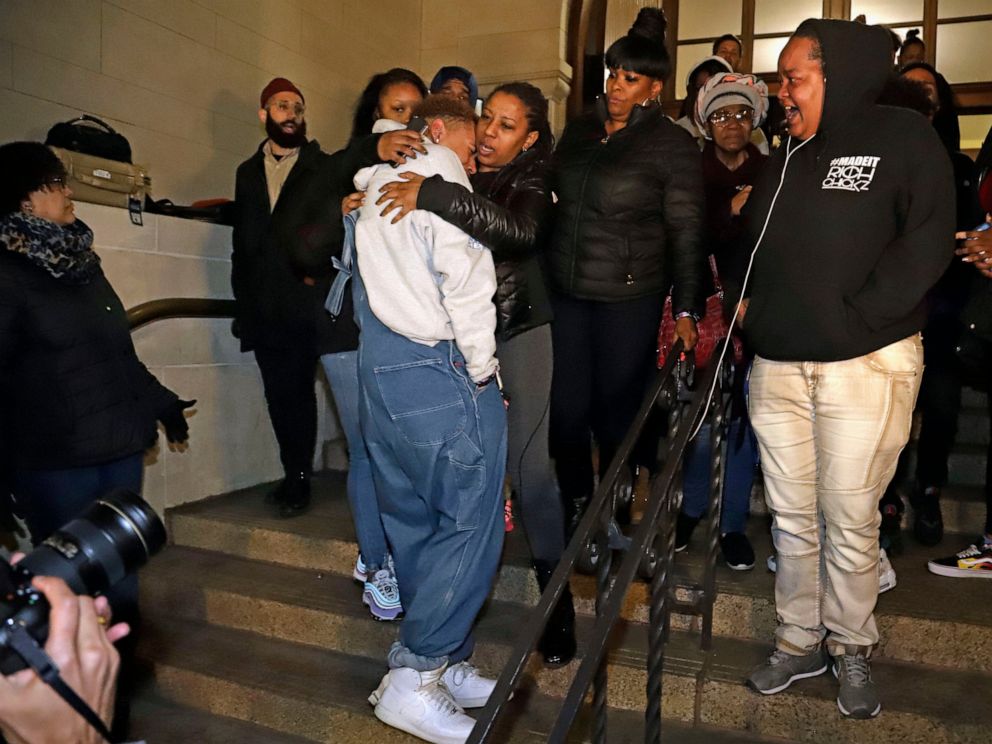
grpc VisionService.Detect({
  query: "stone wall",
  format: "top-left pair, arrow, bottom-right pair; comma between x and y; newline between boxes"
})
0,0 -> 422,204
0,1 -> 575,202
421,0 -> 572,135
0,1 -> 576,512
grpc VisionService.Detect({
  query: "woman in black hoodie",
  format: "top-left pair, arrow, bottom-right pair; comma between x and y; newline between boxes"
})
741,20 -> 954,719
547,8 -> 704,533
376,82 -> 576,667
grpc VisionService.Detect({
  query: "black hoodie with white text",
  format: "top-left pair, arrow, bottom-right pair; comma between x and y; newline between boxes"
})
741,19 -> 955,362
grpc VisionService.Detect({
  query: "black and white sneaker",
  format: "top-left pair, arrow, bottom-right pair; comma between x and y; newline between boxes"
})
675,512 -> 700,553
721,532 -> 755,571
928,539 -> 992,579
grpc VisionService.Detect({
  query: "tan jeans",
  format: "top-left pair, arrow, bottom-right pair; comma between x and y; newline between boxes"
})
749,335 -> 923,656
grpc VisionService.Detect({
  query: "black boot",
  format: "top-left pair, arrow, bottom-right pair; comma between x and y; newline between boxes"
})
534,560 -> 577,668
564,494 -> 590,540
277,471 -> 311,518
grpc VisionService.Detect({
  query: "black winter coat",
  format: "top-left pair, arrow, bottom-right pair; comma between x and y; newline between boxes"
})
231,137 -> 378,354
548,103 -> 705,314
0,252 -> 178,470
416,149 -> 554,342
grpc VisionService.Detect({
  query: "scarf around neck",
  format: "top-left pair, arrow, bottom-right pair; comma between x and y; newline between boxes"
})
0,211 -> 101,284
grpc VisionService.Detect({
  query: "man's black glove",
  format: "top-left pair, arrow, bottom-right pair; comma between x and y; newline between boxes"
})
160,399 -> 196,444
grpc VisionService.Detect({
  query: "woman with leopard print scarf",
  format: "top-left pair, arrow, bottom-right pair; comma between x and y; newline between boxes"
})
0,140 -> 194,738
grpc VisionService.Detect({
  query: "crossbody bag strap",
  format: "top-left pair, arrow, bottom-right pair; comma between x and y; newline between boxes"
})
5,623 -> 115,743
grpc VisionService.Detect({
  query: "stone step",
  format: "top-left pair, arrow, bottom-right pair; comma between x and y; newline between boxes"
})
138,616 -> 776,743
898,443 -> 988,489
138,605 -> 990,744
746,479 -> 986,536
164,479 -> 992,672
952,405 -> 990,446
130,692 -> 314,743
961,386 -> 986,410
903,404 -> 989,448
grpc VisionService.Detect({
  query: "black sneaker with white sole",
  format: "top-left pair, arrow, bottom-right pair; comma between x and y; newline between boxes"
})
674,512 -> 700,553
720,532 -> 755,571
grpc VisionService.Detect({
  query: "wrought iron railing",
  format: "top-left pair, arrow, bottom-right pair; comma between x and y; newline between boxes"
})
469,341 -> 732,744
126,297 -> 237,330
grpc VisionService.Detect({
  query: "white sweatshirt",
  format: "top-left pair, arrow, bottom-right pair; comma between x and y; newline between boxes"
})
353,130 -> 498,382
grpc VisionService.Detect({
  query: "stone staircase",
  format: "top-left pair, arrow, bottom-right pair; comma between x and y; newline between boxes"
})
128,389 -> 992,743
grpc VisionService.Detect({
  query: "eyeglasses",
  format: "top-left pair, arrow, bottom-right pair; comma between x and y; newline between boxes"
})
708,109 -> 753,127
269,100 -> 305,117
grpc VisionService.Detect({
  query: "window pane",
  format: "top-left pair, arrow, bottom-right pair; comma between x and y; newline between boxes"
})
850,0 -> 924,24
939,0 -> 992,19
676,43 -> 716,98
754,0 -> 821,35
937,20 -> 992,82
678,0 -> 742,40
960,114 -> 992,154
752,36 -> 789,74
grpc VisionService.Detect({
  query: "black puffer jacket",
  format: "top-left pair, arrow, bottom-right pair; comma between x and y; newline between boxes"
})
417,148 -> 553,342
0,251 -> 178,470
549,103 -> 705,313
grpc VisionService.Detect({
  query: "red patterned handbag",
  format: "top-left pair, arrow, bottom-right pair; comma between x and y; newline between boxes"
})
658,255 -> 744,369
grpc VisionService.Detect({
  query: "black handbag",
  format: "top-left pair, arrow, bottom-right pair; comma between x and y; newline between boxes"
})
45,115 -> 132,163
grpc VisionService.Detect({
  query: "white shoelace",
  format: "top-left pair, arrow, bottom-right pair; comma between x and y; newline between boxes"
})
447,661 -> 478,687
423,680 -> 462,715
840,656 -> 871,688
767,649 -> 792,666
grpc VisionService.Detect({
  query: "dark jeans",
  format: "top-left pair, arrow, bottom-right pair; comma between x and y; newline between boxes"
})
354,268 -> 507,670
11,453 -> 145,544
681,416 -> 758,534
253,344 -> 318,478
11,452 -> 146,720
498,325 -> 565,563
914,332 -> 963,489
549,292 -> 665,503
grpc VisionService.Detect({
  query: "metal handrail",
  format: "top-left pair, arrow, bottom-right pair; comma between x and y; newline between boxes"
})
126,298 -> 237,330
469,341 -> 731,744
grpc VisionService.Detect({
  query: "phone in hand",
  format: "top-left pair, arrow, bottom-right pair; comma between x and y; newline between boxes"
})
407,116 -> 428,136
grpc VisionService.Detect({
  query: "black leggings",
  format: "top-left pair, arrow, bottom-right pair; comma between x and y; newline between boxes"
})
498,325 -> 565,562
549,293 -> 665,503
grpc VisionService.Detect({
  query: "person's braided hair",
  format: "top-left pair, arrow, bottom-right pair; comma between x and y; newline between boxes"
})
488,82 -> 554,159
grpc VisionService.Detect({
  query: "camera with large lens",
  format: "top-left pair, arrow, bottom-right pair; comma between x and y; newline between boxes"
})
0,489 -> 165,674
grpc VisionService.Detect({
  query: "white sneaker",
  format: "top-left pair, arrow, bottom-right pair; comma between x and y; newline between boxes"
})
368,672 -> 388,706
878,548 -> 897,594
373,665 -> 476,744
766,550 -> 897,595
442,661 -> 496,709
353,553 -> 367,583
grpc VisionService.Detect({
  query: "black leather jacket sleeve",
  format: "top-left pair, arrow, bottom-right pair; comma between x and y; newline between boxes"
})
416,171 -> 551,262
662,138 -> 706,317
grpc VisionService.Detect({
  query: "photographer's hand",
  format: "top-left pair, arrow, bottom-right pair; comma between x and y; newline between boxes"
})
0,576 -> 129,744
